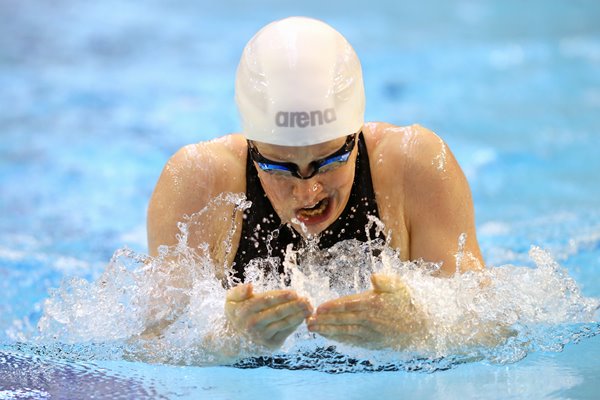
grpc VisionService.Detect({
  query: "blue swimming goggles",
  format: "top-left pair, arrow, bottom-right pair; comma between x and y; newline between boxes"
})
248,132 -> 358,180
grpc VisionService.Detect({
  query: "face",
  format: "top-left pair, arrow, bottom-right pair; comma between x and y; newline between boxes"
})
249,134 -> 358,237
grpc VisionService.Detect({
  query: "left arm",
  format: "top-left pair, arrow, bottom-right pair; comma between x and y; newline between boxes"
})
308,125 -> 485,349
403,125 -> 484,274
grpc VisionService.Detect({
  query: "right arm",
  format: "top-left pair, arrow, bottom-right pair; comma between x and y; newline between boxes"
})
145,137 -> 312,350
147,140 -> 245,268
142,140 -> 245,337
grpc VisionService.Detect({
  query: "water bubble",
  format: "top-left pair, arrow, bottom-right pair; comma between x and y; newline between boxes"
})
454,232 -> 467,272
23,197 -> 600,371
433,136 -> 448,172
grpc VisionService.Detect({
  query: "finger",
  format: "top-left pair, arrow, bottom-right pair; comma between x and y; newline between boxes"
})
304,299 -> 314,317
307,311 -> 371,327
322,334 -> 387,350
316,294 -> 375,314
226,283 -> 253,302
308,324 -> 381,342
267,327 -> 297,347
309,313 -> 393,337
250,299 -> 312,331
371,273 -> 407,294
241,290 -> 299,315
262,310 -> 307,340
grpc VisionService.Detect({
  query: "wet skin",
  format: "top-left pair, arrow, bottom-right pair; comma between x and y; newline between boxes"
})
222,133 -> 424,349
250,134 -> 357,237
307,274 -> 425,349
224,135 -> 356,348
147,122 -> 485,350
225,284 -> 313,348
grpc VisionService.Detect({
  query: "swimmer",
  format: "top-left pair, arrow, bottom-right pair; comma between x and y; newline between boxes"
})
147,17 -> 484,351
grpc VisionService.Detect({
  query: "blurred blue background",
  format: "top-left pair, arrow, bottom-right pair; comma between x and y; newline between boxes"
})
1,1 -> 600,398
1,0 -> 599,333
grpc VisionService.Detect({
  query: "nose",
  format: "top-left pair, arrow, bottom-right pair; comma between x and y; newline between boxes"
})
291,178 -> 323,205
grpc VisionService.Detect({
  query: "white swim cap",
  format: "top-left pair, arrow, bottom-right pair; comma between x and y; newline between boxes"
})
235,17 -> 365,146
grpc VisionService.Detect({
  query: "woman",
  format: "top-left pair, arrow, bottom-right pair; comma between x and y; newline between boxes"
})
147,17 -> 483,350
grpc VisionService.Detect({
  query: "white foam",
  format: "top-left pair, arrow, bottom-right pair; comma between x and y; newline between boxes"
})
25,195 -> 600,370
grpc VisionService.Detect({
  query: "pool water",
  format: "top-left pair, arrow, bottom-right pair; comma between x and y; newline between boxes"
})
1,0 -> 600,398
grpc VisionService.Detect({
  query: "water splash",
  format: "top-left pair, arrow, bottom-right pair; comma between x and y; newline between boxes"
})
433,136 -> 448,172
11,195 -> 600,372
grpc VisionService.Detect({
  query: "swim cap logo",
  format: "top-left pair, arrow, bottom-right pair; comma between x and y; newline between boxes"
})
275,108 -> 337,128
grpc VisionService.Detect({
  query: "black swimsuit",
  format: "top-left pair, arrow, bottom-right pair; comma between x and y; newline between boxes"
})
232,132 -> 385,282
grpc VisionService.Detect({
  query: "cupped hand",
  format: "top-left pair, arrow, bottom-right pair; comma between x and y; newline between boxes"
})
225,284 -> 313,349
307,273 -> 425,350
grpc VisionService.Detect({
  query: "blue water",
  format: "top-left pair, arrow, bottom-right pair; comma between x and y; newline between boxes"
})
2,0 -> 600,398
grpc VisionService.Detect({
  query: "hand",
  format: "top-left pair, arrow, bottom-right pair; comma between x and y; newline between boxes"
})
224,284 -> 313,349
307,273 -> 424,350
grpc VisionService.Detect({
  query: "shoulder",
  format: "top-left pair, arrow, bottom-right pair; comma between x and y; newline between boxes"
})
164,134 -> 247,196
147,134 -> 248,255
363,122 -> 451,190
369,123 -> 468,201
363,122 -> 444,168
151,133 -> 247,213
165,135 -> 246,190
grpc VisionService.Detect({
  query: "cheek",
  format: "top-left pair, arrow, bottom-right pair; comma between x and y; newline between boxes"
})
324,165 -> 354,193
257,174 -> 292,206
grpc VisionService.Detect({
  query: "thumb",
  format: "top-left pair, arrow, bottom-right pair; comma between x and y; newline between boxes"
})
371,273 -> 406,294
226,283 -> 254,302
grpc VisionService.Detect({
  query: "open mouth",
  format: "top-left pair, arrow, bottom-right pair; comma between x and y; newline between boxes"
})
297,198 -> 330,220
